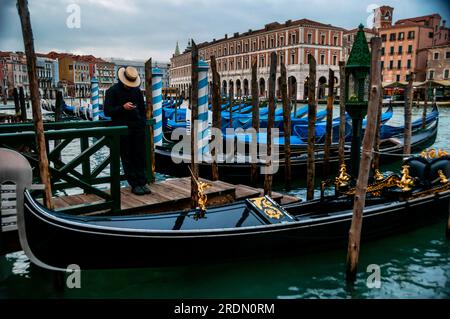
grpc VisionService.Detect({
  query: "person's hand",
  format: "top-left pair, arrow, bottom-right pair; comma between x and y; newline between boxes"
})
123,102 -> 136,110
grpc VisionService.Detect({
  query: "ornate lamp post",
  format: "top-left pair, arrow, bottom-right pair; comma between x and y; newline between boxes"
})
345,24 -> 371,177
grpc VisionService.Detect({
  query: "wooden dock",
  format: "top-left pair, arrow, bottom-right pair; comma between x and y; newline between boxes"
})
52,177 -> 300,216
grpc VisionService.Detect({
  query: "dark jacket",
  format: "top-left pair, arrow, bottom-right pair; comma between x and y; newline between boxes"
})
104,81 -> 146,129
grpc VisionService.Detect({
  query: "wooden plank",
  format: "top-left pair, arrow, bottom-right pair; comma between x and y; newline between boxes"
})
2,215 -> 17,224
2,209 -> 17,216
2,224 -> 18,232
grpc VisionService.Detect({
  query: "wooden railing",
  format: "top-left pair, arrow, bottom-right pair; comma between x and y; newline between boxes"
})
0,120 -> 154,214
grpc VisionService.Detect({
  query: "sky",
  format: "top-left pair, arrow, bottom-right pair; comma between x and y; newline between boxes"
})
1,0 -> 449,62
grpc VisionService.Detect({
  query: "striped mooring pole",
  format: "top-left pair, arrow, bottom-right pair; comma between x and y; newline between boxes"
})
197,60 -> 210,158
152,67 -> 163,146
90,76 -> 99,121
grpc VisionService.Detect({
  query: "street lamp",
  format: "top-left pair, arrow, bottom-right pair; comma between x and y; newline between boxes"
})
345,24 -> 371,177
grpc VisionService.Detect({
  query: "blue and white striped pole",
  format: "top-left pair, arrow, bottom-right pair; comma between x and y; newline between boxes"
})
197,60 -> 210,157
90,76 -> 99,121
152,67 -> 163,146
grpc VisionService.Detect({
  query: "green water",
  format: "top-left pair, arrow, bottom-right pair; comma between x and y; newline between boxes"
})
1,106 -> 449,299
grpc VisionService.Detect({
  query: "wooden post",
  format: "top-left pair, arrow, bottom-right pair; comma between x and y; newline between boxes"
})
144,58 -> 155,183
281,62 -> 291,190
422,82 -> 429,129
54,90 -> 63,167
13,87 -> 20,116
190,41 -> 200,208
19,86 -> 27,121
306,55 -> 317,201
346,37 -> 382,283
17,0 -> 53,209
372,80 -> 383,171
250,57 -> 260,185
210,56 -> 221,181
338,62 -> 346,168
323,69 -> 335,178
264,52 -> 277,196
228,84 -> 234,128
404,72 -> 415,156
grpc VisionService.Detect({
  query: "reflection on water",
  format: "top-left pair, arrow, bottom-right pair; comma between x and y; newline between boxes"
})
0,106 -> 449,299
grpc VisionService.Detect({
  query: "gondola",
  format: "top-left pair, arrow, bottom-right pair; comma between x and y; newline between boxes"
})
18,154 -> 450,270
155,109 -> 438,182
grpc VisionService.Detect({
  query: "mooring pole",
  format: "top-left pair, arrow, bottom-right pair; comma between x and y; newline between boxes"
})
404,72 -> 415,156
90,75 -> 99,121
250,57 -> 260,185
346,37 -> 382,283
17,0 -> 53,209
422,82 -> 429,129
210,56 -> 221,181
372,79 -> 383,172
338,62 -> 346,168
190,41 -> 200,208
228,83 -> 234,128
144,58 -> 155,183
307,55 -> 317,201
13,87 -> 20,117
281,62 -> 291,190
19,86 -> 27,121
264,52 -> 277,196
324,69 -> 335,178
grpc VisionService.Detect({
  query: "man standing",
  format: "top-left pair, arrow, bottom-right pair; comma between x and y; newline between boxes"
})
104,66 -> 151,195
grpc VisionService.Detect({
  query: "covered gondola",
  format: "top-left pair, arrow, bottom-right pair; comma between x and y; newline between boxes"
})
17,154 -> 450,270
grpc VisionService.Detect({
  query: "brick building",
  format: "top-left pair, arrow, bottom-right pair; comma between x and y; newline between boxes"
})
170,18 -> 345,100
426,44 -> 450,81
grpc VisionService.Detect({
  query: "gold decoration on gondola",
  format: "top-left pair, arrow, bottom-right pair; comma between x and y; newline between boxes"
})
398,165 -> 415,191
335,164 -> 351,188
438,170 -> 449,184
420,148 -> 449,160
188,167 -> 211,218
374,169 -> 384,182
344,174 -> 400,197
249,197 -> 284,220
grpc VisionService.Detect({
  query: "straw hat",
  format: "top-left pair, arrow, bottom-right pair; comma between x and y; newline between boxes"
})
118,66 -> 141,88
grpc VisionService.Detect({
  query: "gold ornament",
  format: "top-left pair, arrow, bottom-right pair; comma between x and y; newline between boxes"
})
398,165 -> 415,191
335,164 -> 351,188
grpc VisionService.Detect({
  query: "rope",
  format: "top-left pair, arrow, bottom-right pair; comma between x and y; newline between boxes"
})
371,149 -> 417,157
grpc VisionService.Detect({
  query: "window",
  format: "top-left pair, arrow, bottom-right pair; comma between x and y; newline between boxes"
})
398,46 -> 403,54
405,74 -> 410,82
244,43 -> 248,52
321,34 -> 325,45
381,47 -> 385,55
398,32 -> 404,40
444,69 -> 449,79
69,65 -> 73,70
389,60 -> 394,69
407,45 -> 413,54
307,53 -> 312,64
280,53 -> 284,65
428,70 -> 434,80
380,61 -> 384,69
291,53 -> 295,65
396,75 -> 401,82
237,45 -> 241,54
397,60 -> 402,69
279,36 -> 284,46
333,36 -> 338,46
224,47 -> 227,55
290,33 -> 297,45
261,40 -> 265,49
237,60 -> 241,70
260,56 -> 265,67
389,33 -> 396,41
407,31 -> 415,39
407,59 -> 411,68
429,32 -> 434,39
307,33 -> 312,44
270,38 -> 274,48
332,55 -> 337,65
320,54 -> 325,65
230,46 -> 234,55
434,52 -> 439,60
381,34 -> 387,42
390,46 -> 394,55
347,35 -> 351,42
446,51 -> 450,59
252,42 -> 256,51
244,60 -> 248,69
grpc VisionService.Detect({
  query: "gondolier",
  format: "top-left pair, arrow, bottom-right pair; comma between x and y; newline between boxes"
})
104,66 -> 151,195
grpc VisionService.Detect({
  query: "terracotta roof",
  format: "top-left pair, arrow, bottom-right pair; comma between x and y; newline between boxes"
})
344,27 -> 376,35
395,13 -> 441,25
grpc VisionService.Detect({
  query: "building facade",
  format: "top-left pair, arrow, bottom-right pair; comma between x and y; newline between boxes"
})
55,53 -> 91,97
106,58 -> 146,91
0,51 -> 29,97
36,54 -> 59,98
374,7 -> 450,83
426,44 -> 450,81
170,18 -> 345,100
343,27 -> 376,61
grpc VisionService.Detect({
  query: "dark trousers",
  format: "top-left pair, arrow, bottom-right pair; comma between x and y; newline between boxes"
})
120,127 -> 147,188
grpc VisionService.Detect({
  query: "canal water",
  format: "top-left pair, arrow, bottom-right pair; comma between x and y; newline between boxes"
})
0,106 -> 449,299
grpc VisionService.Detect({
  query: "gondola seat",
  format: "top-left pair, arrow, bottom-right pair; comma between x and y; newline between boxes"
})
403,157 -> 431,188
428,156 -> 450,186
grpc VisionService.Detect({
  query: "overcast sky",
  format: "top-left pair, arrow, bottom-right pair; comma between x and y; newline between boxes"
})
1,0 -> 449,62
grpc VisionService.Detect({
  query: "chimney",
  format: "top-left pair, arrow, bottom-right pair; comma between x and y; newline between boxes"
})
224,34 -> 228,39
443,20 -> 446,27
248,29 -> 252,33
285,19 -> 292,26
213,38 -> 216,43
234,32 -> 239,38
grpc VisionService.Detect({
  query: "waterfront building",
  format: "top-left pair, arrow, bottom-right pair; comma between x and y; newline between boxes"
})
343,27 -> 376,61
0,51 -> 29,97
36,54 -> 59,98
374,6 -> 450,83
105,58 -> 146,91
170,19 -> 345,100
426,43 -> 450,81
